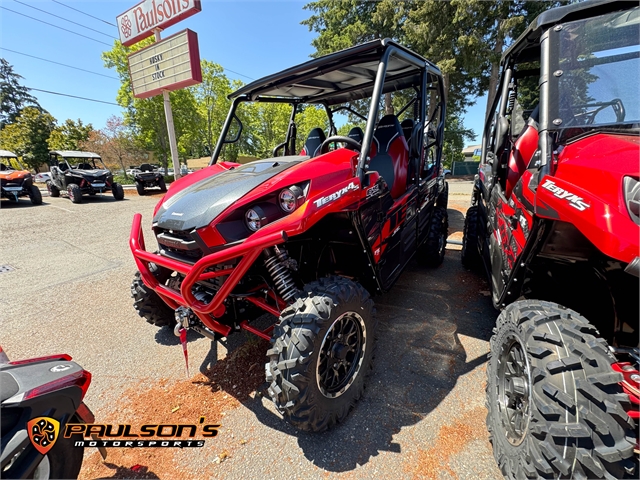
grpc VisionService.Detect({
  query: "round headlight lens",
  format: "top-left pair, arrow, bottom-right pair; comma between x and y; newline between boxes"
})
279,188 -> 297,213
245,208 -> 262,231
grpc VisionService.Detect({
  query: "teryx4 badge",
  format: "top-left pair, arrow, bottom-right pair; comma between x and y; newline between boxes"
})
314,182 -> 358,208
28,417 -> 60,455
541,179 -> 590,211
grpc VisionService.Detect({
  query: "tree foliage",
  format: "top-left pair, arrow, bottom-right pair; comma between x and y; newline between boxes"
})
48,119 -> 93,151
0,107 -> 55,171
0,58 -> 41,130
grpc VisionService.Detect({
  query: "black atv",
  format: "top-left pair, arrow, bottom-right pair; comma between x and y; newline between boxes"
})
47,150 -> 124,203
0,150 -> 42,206
132,163 -> 166,195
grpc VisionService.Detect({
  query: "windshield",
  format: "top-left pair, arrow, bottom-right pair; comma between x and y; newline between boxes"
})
66,158 -> 105,170
551,6 -> 640,131
0,157 -> 24,171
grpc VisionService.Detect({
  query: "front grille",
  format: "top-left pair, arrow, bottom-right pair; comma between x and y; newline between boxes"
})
155,228 -> 203,263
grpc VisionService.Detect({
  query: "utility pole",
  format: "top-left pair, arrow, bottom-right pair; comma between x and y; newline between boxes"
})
153,28 -> 181,180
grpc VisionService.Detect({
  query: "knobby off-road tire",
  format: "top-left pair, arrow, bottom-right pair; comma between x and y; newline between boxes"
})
487,300 -> 637,479
266,276 -> 376,432
461,205 -> 481,269
417,205 -> 448,267
437,180 -> 449,210
136,182 -> 145,196
158,177 -> 167,192
37,435 -> 84,479
46,180 -> 59,197
67,184 -> 82,203
29,185 -> 42,205
131,270 -> 176,327
112,182 -> 124,200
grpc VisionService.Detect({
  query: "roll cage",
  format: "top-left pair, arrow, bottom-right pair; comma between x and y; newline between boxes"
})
48,151 -> 106,171
210,38 -> 445,186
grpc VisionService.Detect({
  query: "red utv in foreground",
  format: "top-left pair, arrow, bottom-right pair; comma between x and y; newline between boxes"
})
130,39 -> 449,431
463,0 -> 639,477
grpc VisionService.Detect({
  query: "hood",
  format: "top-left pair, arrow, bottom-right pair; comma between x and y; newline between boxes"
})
70,168 -> 110,177
154,157 -> 306,231
556,133 -> 640,212
0,170 -> 29,183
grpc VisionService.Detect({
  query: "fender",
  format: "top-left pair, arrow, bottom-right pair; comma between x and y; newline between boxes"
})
536,175 -> 638,264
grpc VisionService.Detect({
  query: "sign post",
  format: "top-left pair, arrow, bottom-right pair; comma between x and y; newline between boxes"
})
117,0 -> 202,181
154,29 -> 181,180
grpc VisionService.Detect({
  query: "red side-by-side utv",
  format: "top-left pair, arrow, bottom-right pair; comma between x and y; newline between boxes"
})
130,39 -> 449,431
463,1 -> 639,477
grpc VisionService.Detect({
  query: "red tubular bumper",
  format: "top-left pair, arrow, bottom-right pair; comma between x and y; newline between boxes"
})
129,213 -> 286,335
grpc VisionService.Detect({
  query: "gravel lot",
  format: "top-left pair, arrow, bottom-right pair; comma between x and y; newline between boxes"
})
0,181 -> 503,479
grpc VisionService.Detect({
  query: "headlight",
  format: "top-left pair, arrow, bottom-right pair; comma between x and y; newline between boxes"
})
624,176 -> 640,225
278,185 -> 304,213
245,207 -> 266,232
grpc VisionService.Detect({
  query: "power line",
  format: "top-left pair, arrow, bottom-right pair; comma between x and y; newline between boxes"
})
13,0 -> 114,39
51,0 -> 116,27
0,6 -> 113,47
0,47 -> 118,80
28,87 -> 120,106
223,68 -> 254,81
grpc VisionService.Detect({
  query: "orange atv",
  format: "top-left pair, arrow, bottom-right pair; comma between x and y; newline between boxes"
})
0,150 -> 42,205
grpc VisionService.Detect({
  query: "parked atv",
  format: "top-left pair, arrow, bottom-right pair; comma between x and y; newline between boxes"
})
0,150 -> 42,205
462,1 -> 639,477
47,150 -> 124,203
132,163 -> 166,195
130,39 -> 449,431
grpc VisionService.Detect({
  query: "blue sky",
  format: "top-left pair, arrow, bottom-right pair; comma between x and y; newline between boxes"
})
0,0 -> 484,147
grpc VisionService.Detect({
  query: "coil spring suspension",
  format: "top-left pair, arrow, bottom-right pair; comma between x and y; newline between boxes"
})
264,247 -> 299,302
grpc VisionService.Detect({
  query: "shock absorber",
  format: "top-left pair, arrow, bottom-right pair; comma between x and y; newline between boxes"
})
264,246 -> 299,302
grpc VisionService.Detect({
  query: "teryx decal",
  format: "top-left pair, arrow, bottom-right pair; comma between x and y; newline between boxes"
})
314,182 -> 358,208
541,179 -> 590,212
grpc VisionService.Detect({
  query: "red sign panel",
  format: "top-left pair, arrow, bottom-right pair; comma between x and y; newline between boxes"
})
117,0 -> 201,47
127,29 -> 202,99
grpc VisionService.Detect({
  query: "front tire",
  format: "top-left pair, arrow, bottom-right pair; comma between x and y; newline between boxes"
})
46,180 -> 59,197
136,182 -> 145,196
417,205 -> 448,267
131,270 -> 176,327
67,184 -> 82,203
112,182 -> 124,200
29,185 -> 42,205
487,300 -> 636,479
266,276 -> 376,432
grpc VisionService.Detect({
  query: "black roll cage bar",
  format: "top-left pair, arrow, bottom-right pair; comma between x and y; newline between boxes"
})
211,44 -> 444,187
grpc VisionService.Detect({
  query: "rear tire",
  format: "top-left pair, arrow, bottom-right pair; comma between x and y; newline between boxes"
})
43,435 -> 84,479
67,184 -> 82,203
461,205 -> 481,269
266,276 -> 376,432
112,182 -> 124,200
158,177 -> 167,192
487,300 -> 636,479
131,270 -> 176,327
46,180 -> 59,197
29,185 -> 42,205
136,182 -> 145,196
417,205 -> 448,267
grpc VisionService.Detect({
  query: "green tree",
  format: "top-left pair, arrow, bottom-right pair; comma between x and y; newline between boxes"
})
0,58 -> 41,129
0,107 -> 55,171
48,119 -> 93,151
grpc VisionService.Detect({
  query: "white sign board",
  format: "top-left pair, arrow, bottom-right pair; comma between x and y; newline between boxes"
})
128,29 -> 202,98
117,0 -> 201,47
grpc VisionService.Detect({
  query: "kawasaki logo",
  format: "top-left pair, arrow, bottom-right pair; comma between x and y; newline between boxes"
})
541,179 -> 590,211
314,182 -> 358,208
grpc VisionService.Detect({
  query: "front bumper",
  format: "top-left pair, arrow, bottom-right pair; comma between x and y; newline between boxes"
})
130,213 -> 286,336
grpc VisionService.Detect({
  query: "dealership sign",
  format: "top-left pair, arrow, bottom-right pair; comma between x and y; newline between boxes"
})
128,29 -> 202,98
117,0 -> 201,47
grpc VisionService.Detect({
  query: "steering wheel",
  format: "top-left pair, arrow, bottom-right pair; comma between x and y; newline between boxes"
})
320,136 -> 362,154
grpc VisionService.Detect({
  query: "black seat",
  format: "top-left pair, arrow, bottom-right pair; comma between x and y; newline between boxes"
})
369,115 -> 409,199
78,163 -> 92,170
400,119 -> 414,143
59,163 -> 68,172
302,128 -> 326,158
347,126 -> 364,144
